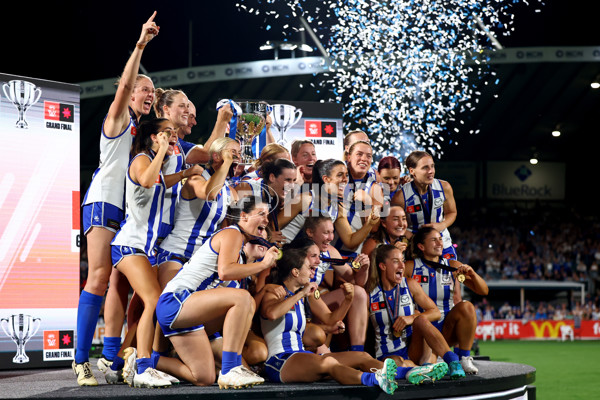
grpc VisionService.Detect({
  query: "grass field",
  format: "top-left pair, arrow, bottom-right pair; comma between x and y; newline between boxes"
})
477,340 -> 599,400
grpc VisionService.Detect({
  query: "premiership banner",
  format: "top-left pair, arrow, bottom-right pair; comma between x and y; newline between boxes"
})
476,320 -> 600,340
0,73 -> 80,369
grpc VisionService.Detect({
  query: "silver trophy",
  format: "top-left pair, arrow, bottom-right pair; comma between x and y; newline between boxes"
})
0,314 -> 41,363
2,80 -> 42,129
271,104 -> 303,146
235,101 -> 269,165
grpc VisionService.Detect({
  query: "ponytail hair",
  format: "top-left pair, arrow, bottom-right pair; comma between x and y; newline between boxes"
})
226,196 -> 264,224
410,226 -> 439,259
131,118 -> 169,156
366,244 -> 398,293
312,158 -> 345,188
270,237 -> 316,285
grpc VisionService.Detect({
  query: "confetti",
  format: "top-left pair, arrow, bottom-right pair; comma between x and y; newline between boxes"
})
237,0 -> 544,162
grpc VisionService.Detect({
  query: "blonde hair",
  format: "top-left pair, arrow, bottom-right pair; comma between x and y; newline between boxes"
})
253,143 -> 290,170
208,137 -> 237,166
114,74 -> 153,89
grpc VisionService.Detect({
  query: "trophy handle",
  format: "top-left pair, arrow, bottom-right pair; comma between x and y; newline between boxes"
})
0,318 -> 12,337
25,318 -> 42,341
2,83 -> 10,101
292,109 -> 303,126
32,88 -> 42,106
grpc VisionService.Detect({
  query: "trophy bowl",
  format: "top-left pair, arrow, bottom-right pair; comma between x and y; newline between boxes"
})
235,101 -> 269,165
0,314 -> 41,364
272,104 -> 302,146
2,80 -> 42,129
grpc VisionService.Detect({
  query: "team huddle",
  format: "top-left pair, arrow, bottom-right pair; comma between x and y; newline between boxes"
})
73,13 -> 489,394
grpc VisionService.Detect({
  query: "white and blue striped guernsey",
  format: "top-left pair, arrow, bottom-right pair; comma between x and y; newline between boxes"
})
162,225 -> 243,295
83,109 -> 138,209
368,278 -> 414,359
159,169 -> 234,258
411,257 -> 455,325
312,250 -> 333,287
333,167 -> 377,257
280,191 -> 338,243
160,140 -> 185,228
111,152 -> 166,256
261,288 -> 307,359
401,179 -> 453,251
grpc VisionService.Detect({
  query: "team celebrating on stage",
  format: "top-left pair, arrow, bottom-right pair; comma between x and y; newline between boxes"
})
73,12 -> 489,393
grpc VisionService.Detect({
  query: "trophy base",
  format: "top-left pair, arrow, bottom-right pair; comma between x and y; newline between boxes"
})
15,121 -> 29,129
13,354 -> 30,363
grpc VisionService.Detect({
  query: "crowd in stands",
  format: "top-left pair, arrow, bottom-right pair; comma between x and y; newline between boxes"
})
446,203 -> 600,322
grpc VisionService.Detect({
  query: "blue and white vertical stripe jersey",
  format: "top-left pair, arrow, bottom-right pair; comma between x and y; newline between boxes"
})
401,179 -> 453,251
411,257 -> 455,324
83,110 -> 138,209
280,192 -> 338,243
368,279 -> 415,359
111,153 -> 166,256
160,140 -> 185,228
261,289 -> 307,358
312,250 -> 333,287
159,169 -> 234,258
162,225 -> 243,295
333,168 -> 377,257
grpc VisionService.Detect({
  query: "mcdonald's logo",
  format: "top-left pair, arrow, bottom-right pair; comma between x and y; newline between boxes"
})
529,321 -> 568,338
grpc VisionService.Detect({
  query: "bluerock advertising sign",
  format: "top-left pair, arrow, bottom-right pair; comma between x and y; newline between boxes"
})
486,161 -> 565,200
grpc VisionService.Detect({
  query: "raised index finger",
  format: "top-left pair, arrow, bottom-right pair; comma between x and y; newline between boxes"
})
147,11 -> 157,23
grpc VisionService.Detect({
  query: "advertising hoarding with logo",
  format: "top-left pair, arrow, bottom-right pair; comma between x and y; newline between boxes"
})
0,73 -> 79,369
486,161 -> 565,200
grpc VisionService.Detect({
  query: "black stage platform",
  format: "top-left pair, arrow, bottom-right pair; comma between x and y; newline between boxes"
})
0,358 -> 535,400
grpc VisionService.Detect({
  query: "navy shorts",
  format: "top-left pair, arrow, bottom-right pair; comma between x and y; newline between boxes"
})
82,202 -> 123,234
156,290 -> 204,337
155,247 -> 189,267
111,245 -> 152,267
264,351 -> 313,383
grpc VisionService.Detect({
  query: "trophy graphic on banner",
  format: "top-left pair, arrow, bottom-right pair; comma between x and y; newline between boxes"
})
235,101 -> 269,165
271,104 -> 303,146
1,314 -> 41,363
2,80 -> 42,128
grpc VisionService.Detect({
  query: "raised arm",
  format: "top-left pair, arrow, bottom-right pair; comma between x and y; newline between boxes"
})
130,132 -> 168,188
261,282 -> 315,321
334,204 -> 380,249
215,229 -> 279,281
104,12 -> 159,137
308,282 -> 354,325
449,260 -> 489,296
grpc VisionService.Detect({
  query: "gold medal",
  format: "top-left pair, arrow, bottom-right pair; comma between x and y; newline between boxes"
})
275,248 -> 283,260
351,260 -> 361,270
457,273 -> 465,283
393,330 -> 401,338
313,289 -> 321,300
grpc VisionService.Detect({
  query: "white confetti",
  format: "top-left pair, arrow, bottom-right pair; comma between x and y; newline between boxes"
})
237,0 -> 544,161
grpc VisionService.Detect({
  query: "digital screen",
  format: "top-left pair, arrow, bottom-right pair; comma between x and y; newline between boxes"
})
266,100 -> 344,160
0,73 -> 80,368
